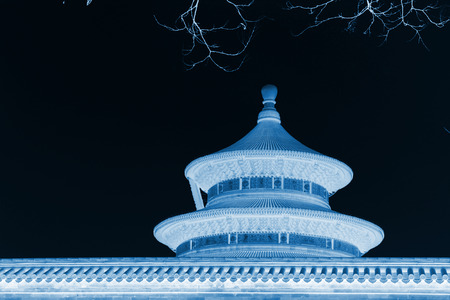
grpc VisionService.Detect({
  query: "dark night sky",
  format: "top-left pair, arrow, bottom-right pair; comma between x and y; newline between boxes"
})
0,0 -> 449,259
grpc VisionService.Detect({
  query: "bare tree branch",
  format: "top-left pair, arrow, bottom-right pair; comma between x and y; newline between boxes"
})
78,0 -> 450,71
154,0 -> 259,72
286,0 -> 449,47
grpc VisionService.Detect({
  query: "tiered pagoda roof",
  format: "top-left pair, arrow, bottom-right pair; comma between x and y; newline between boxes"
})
154,85 -> 384,258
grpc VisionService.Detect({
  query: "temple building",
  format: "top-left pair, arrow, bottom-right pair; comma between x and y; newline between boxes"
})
154,84 -> 383,259
0,85 -> 449,299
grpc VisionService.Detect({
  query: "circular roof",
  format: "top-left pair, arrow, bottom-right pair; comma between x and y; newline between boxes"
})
154,207 -> 384,254
185,85 -> 353,193
216,118 -> 320,154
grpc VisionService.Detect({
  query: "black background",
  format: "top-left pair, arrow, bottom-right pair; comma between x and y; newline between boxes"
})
0,0 -> 449,258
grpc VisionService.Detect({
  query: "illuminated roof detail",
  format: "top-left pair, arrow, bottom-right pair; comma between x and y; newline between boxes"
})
218,84 -> 317,153
154,84 -> 383,258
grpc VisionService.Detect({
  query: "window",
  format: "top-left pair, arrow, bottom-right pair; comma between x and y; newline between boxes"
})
241,177 -> 250,189
263,177 -> 272,188
312,183 -> 320,195
274,177 -> 282,189
321,186 -> 329,199
209,177 -> 328,201
284,178 -> 295,190
303,181 -> 310,193
208,185 -> 218,198
251,177 -> 271,188
223,178 -> 239,192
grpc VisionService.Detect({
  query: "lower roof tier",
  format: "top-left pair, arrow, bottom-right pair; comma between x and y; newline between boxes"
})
154,207 -> 384,256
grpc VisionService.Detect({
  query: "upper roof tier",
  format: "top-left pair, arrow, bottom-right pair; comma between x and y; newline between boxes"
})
185,85 -> 353,194
218,85 -> 318,154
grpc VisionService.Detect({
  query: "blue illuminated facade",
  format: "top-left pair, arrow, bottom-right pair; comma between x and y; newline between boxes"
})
176,232 -> 360,257
208,177 -> 329,202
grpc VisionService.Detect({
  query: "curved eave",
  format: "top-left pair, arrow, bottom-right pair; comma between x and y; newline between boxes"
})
185,150 -> 353,193
153,207 -> 384,254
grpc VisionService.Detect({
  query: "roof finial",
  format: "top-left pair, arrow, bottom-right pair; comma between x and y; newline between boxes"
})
258,84 -> 281,124
261,84 -> 278,104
